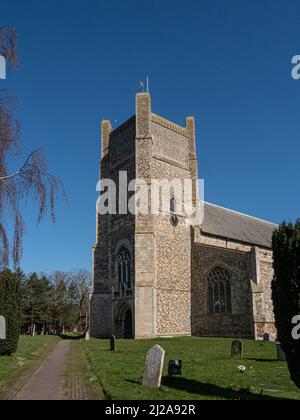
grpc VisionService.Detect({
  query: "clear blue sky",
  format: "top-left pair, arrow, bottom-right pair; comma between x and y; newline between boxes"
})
1,0 -> 300,274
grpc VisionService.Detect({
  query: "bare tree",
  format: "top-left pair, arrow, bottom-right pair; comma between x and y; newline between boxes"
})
0,27 -> 18,68
0,27 -> 65,267
70,269 -> 92,332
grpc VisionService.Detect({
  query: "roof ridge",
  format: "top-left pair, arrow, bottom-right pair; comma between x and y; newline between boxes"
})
204,201 -> 278,227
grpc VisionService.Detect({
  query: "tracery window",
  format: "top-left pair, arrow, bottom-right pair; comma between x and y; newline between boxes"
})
116,246 -> 131,297
207,266 -> 232,314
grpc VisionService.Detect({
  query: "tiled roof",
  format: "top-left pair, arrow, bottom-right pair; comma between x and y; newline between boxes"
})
201,202 -> 277,248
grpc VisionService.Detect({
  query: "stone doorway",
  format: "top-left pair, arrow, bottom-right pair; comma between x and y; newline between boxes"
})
114,303 -> 133,339
124,308 -> 133,339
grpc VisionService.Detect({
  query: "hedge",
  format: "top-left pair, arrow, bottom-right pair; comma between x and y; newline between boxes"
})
272,221 -> 300,388
0,269 -> 22,356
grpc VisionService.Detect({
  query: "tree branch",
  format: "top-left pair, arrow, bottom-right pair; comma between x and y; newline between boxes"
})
0,150 -> 37,181
0,149 -> 60,183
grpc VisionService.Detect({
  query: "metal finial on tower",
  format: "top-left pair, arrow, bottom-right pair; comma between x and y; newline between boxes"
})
138,76 -> 150,93
139,81 -> 144,92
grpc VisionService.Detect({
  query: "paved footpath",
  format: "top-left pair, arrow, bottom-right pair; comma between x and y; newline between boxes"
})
13,340 -> 71,401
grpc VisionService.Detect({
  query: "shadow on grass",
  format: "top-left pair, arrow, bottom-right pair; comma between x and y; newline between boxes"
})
126,380 -> 141,386
161,377 -> 289,400
59,334 -> 85,340
246,358 -> 278,363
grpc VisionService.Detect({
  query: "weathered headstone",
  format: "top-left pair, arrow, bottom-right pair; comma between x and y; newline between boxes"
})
276,343 -> 287,362
231,340 -> 243,359
85,331 -> 90,341
263,333 -> 270,342
143,345 -> 165,388
0,316 -> 6,340
110,335 -> 116,351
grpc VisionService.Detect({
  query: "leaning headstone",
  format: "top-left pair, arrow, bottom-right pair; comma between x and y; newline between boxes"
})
0,316 -> 6,340
143,345 -> 165,388
276,343 -> 287,362
231,340 -> 243,359
110,335 -> 116,351
263,333 -> 270,342
85,331 -> 90,341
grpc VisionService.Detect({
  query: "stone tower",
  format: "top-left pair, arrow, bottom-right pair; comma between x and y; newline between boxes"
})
90,92 -> 198,339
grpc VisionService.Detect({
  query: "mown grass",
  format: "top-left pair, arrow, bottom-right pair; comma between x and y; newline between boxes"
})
0,336 -> 59,399
82,337 -> 300,400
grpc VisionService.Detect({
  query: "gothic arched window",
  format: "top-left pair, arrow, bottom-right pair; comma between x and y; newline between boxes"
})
116,246 -> 131,297
207,266 -> 232,314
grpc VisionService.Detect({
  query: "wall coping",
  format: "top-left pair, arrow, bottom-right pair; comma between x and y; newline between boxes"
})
152,113 -> 188,137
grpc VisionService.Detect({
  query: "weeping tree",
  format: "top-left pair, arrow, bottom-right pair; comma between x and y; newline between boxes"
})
0,26 -> 65,268
272,220 -> 300,388
0,27 -> 65,354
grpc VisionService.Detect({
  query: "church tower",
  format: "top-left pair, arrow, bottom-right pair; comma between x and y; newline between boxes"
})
90,93 -> 198,338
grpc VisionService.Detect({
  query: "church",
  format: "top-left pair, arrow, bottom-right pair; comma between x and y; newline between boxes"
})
90,92 -> 277,340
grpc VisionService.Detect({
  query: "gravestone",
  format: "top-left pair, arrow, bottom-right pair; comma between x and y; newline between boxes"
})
143,345 -> 165,388
85,331 -> 90,341
263,333 -> 270,342
276,343 -> 287,362
0,316 -> 6,340
110,335 -> 116,351
231,340 -> 243,359
269,334 -> 276,343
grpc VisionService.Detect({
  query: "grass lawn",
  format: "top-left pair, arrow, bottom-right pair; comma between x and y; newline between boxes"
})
0,336 -> 59,399
82,337 -> 300,400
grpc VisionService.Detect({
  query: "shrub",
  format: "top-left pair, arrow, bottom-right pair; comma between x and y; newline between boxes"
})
0,269 -> 22,356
